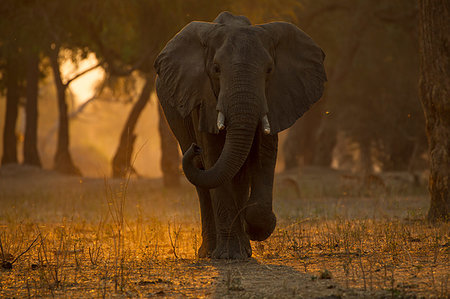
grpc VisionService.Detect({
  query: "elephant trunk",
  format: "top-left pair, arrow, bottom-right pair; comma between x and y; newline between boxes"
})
182,95 -> 259,189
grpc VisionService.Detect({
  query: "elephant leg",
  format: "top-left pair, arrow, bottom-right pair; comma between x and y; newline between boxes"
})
245,133 -> 278,241
158,103 -> 216,257
210,176 -> 251,259
196,187 -> 216,257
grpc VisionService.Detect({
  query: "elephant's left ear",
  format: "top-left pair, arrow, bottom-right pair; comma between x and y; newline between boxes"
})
258,22 -> 327,134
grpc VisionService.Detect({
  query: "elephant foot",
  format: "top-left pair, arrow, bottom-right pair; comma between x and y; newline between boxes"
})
244,207 -> 276,241
198,238 -> 216,258
212,234 -> 251,259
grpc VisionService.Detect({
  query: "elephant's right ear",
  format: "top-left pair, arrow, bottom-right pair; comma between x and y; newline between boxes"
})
154,22 -> 218,120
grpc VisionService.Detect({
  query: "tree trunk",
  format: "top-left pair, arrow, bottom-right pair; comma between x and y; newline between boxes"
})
1,56 -> 20,165
158,104 -> 180,187
112,75 -> 153,178
313,115 -> 337,167
23,50 -> 41,167
282,104 -> 321,171
381,140 -> 416,171
359,139 -> 372,175
419,0 -> 449,222
49,46 -> 81,175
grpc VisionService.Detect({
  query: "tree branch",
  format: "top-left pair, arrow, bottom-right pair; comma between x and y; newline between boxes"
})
68,77 -> 107,119
86,20 -> 155,76
41,76 -> 107,151
11,235 -> 40,265
64,63 -> 102,86
104,47 -> 155,77
38,6 -> 61,44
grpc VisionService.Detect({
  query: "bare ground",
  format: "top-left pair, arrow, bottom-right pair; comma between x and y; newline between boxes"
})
0,165 -> 448,298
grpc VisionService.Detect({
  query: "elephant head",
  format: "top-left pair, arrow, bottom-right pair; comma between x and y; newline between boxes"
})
155,12 -> 326,189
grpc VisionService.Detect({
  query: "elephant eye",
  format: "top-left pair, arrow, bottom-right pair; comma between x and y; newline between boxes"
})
213,63 -> 221,74
266,66 -> 273,74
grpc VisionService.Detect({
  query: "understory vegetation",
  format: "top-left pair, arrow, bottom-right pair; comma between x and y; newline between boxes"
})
0,166 -> 447,298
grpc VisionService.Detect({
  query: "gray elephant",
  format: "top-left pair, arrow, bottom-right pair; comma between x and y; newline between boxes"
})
154,12 -> 326,259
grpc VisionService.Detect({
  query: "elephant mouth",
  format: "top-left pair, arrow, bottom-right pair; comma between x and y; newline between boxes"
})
217,111 -> 271,135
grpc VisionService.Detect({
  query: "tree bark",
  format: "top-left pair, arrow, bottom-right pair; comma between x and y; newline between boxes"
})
23,50 -> 41,167
49,46 -> 81,175
419,0 -> 449,222
1,56 -> 20,165
112,75 -> 153,178
158,104 -> 180,187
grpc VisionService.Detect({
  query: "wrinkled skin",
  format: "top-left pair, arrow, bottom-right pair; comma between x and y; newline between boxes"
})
155,12 -> 326,259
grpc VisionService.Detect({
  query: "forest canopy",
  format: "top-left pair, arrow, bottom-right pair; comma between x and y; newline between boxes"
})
0,0 -> 426,178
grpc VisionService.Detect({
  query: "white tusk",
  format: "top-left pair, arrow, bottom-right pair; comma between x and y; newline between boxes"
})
217,111 -> 225,130
262,115 -> 271,135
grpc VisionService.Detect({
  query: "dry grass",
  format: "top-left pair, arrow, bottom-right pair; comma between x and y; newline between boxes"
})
0,165 -> 448,298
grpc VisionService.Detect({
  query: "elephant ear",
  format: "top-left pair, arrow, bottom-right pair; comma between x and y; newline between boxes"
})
258,22 -> 327,134
155,21 -> 218,133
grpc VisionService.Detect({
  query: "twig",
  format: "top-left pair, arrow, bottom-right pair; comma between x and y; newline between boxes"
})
167,222 -> 180,259
64,63 -> 102,86
0,234 -> 5,260
11,235 -> 40,264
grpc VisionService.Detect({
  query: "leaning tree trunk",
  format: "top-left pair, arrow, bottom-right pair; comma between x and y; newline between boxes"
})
419,0 -> 449,222
112,75 -> 153,178
158,104 -> 180,187
49,46 -> 81,175
1,55 -> 20,165
23,50 -> 41,167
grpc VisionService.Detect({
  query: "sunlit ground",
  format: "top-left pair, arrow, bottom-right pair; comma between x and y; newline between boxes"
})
0,165 -> 448,298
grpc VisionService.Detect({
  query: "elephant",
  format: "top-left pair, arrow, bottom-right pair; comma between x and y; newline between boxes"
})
154,12 -> 326,259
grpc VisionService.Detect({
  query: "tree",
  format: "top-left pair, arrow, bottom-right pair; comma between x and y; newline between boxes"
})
112,75 -> 153,177
1,1 -> 50,168
158,105 -> 180,186
0,1 -> 26,166
23,48 -> 41,167
48,45 -> 86,175
22,2 -> 46,167
418,0 -> 449,222
47,44 -> 101,175
81,0 -> 164,178
1,52 -> 21,165
41,1 -> 102,175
